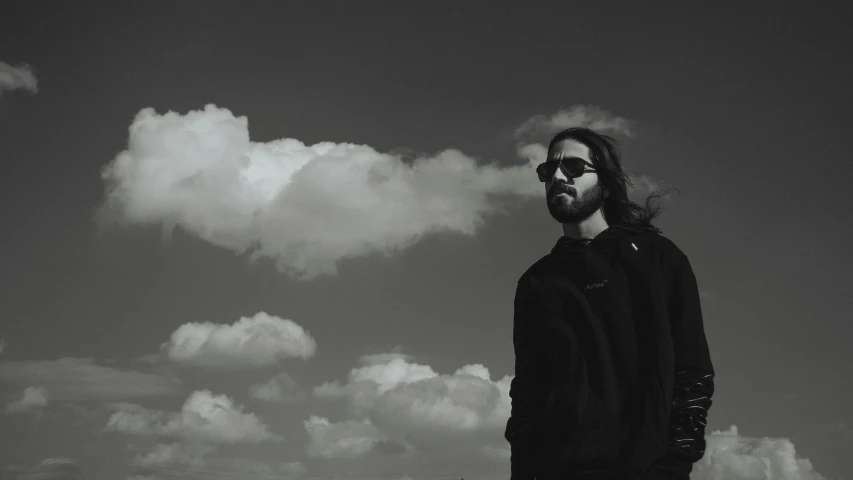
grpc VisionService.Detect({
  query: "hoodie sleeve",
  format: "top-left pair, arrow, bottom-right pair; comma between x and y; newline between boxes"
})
653,253 -> 715,480
504,274 -> 544,480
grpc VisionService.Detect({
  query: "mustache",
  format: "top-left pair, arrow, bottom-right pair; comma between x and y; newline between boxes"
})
550,184 -> 575,196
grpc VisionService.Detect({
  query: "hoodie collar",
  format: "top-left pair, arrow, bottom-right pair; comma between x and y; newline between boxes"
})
551,223 -> 657,254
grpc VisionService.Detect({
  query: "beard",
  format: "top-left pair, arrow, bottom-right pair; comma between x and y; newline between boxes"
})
546,181 -> 607,224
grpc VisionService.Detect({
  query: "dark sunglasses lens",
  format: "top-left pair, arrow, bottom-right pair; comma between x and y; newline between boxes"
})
538,159 -> 585,181
537,163 -> 555,180
564,159 -> 585,176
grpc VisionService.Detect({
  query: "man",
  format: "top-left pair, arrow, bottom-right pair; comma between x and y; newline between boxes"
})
504,127 -> 715,480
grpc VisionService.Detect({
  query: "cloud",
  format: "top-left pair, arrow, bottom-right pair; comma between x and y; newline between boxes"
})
0,61 -> 38,98
0,338 -> 6,355
161,312 -> 317,369
4,385 -> 48,414
105,389 -> 281,444
0,357 -> 181,401
304,415 -> 385,459
0,458 -> 82,480
514,104 -> 635,139
249,372 -> 308,404
689,425 -> 835,480
95,104 -> 542,280
312,353 -> 512,457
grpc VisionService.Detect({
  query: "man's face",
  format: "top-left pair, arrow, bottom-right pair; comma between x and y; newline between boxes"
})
544,139 -> 608,224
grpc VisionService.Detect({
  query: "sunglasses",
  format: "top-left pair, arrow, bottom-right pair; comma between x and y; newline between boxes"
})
536,157 -> 597,182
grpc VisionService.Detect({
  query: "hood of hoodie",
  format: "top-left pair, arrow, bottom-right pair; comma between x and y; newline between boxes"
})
550,223 -> 660,256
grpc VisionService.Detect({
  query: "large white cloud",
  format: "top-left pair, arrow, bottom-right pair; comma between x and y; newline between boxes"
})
95,104 -> 544,280
0,61 -> 38,98
95,104 -> 672,280
105,389 -> 281,444
0,357 -> 181,401
161,311 -> 316,368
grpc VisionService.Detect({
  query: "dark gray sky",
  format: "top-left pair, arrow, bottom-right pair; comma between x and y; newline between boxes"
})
1,2 -> 852,480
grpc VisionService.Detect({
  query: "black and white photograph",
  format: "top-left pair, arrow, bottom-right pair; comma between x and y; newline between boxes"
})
1,2 -> 851,480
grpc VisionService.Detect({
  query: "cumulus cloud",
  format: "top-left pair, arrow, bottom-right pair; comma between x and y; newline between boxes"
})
161,311 -> 316,368
689,426 -> 835,480
0,357 -> 181,401
95,104 -> 672,280
106,390 -> 281,444
312,354 -> 511,459
0,61 -> 38,98
95,104 -> 542,280
249,372 -> 308,404
4,385 -> 48,414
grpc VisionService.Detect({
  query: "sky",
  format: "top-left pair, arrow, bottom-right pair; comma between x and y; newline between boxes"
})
1,2 -> 852,480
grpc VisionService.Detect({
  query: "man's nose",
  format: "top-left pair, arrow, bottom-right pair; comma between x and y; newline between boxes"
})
550,165 -> 571,183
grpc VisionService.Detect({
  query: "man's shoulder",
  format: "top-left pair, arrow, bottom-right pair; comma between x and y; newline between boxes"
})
518,254 -> 553,283
630,229 -> 687,259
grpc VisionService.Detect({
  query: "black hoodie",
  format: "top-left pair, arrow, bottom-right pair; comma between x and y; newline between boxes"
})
504,224 -> 715,480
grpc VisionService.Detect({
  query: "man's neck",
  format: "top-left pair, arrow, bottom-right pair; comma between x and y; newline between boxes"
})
561,213 -> 610,241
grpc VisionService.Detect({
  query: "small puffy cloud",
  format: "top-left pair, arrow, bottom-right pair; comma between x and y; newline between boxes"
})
161,312 -> 316,368
689,425 -> 834,480
304,415 -> 384,459
4,385 -> 48,414
514,104 -> 634,139
106,390 -> 281,444
250,372 -> 308,404
0,357 -> 181,401
1,458 -> 82,480
0,61 -> 38,97
96,104 -> 542,280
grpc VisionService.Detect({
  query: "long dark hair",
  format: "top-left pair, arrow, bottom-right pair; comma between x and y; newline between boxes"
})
547,127 -> 679,233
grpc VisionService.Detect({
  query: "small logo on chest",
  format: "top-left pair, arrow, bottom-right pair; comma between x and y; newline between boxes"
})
583,279 -> 608,291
